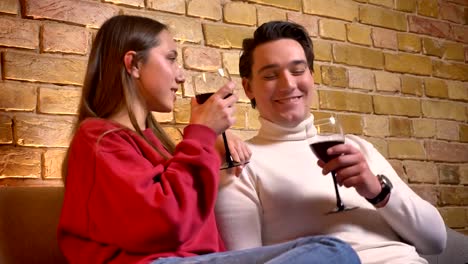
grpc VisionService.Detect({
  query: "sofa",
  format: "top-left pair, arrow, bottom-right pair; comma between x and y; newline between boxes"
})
0,186 -> 467,264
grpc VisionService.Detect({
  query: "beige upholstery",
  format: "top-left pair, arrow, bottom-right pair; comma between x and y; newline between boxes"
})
0,186 -> 467,264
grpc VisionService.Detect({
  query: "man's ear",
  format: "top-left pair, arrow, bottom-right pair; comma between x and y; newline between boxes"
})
123,51 -> 140,79
242,77 -> 254,100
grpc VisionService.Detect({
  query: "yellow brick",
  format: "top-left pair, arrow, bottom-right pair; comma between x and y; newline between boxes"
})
384,53 -> 432,76
388,139 -> 426,159
0,17 -> 39,50
0,147 -> 42,178
346,24 -> 372,46
224,2 -> 256,26
303,0 -> 358,22
0,115 -> 13,144
337,114 -> 363,134
321,65 -> 348,87
187,0 -> 222,21
367,137 -> 389,158
334,44 -> 384,69
3,52 -> 87,85
257,6 -> 287,25
14,114 -> 75,147
422,38 -> 444,58
389,117 -> 412,137
364,115 -> 389,137
397,33 -> 421,53
203,24 -> 255,49
373,95 -> 421,117
412,119 -> 436,138
447,81 -> 468,101
313,63 -> 322,84
319,90 -> 373,113
247,107 -> 261,129
152,111 -> 174,123
174,96 -> 191,124
461,124 -> 468,142
401,75 -> 424,96
319,19 -> 346,41
422,100 -> 466,121
404,161 -> 438,183
395,0 -> 417,12
372,28 -> 398,50
38,85 -> 81,115
232,104 -> 249,129
369,0 -> 393,8
360,5 -> 407,31
147,0 -> 185,14
426,141 -> 468,163
418,0 -> 439,18
163,126 -> 183,143
247,0 -> 301,10
432,61 -> 468,81
444,42 -> 465,61
0,0 -> 18,14
439,208 -> 468,228
375,71 -> 401,92
42,22 -> 89,55
0,81 -> 37,111
425,78 -> 448,99
314,40 -> 333,62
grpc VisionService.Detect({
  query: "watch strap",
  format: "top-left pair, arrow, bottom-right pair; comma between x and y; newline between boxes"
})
366,174 -> 392,205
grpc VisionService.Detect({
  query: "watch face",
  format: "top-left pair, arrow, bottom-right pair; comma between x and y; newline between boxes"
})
379,174 -> 393,189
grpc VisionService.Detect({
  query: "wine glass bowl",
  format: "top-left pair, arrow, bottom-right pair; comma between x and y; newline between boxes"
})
308,117 -> 358,214
193,68 -> 242,170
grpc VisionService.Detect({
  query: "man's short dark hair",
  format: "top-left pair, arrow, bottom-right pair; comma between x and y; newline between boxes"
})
239,21 -> 315,108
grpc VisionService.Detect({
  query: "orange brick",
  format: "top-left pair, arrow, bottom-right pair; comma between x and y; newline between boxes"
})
452,25 -> 468,44
303,0 -> 358,22
424,140 -> 468,162
0,0 -> 18,14
408,15 -> 451,39
24,0 -> 119,28
418,0 -> 439,18
360,5 -> 407,31
147,0 -> 185,14
14,114 -> 75,147
287,13 -> 318,37
0,115 -> 13,144
3,52 -> 87,85
0,146 -> 42,179
388,139 -> 426,159
187,0 -> 222,21
372,28 -> 397,50
440,2 -> 466,24
0,17 -> 39,50
183,46 -> 221,71
0,81 -> 37,111
42,148 -> 67,179
42,22 -> 89,55
38,85 -> 81,115
425,78 -> 448,99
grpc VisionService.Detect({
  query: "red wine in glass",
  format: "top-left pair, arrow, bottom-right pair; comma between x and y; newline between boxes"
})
195,92 -> 241,170
308,117 -> 358,214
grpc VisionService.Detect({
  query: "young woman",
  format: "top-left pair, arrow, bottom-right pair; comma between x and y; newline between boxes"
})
57,15 -> 360,264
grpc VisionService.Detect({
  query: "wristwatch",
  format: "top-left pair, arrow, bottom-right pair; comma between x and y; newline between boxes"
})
366,174 -> 392,205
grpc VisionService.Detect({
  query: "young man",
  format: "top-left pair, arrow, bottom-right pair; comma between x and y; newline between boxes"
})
216,21 -> 447,263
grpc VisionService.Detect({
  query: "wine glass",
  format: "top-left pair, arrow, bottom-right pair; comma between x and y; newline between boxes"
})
308,117 -> 358,214
193,67 -> 242,170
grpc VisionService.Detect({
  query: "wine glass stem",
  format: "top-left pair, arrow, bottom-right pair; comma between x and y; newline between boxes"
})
331,172 -> 345,211
222,132 -> 234,167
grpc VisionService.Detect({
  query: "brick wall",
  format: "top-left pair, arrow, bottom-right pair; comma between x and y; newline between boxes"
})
0,0 -> 467,232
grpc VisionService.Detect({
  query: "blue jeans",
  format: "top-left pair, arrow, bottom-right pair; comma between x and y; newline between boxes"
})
152,235 -> 360,264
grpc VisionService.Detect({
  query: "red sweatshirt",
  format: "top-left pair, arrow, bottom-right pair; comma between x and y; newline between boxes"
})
58,118 -> 225,264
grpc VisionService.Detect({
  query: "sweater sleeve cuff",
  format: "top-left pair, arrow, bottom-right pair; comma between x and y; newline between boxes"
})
183,124 -> 217,148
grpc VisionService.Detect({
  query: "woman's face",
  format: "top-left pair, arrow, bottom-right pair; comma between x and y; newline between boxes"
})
135,30 -> 185,113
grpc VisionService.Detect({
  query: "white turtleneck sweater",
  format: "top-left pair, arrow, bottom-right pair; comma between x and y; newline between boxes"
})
216,116 -> 446,264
